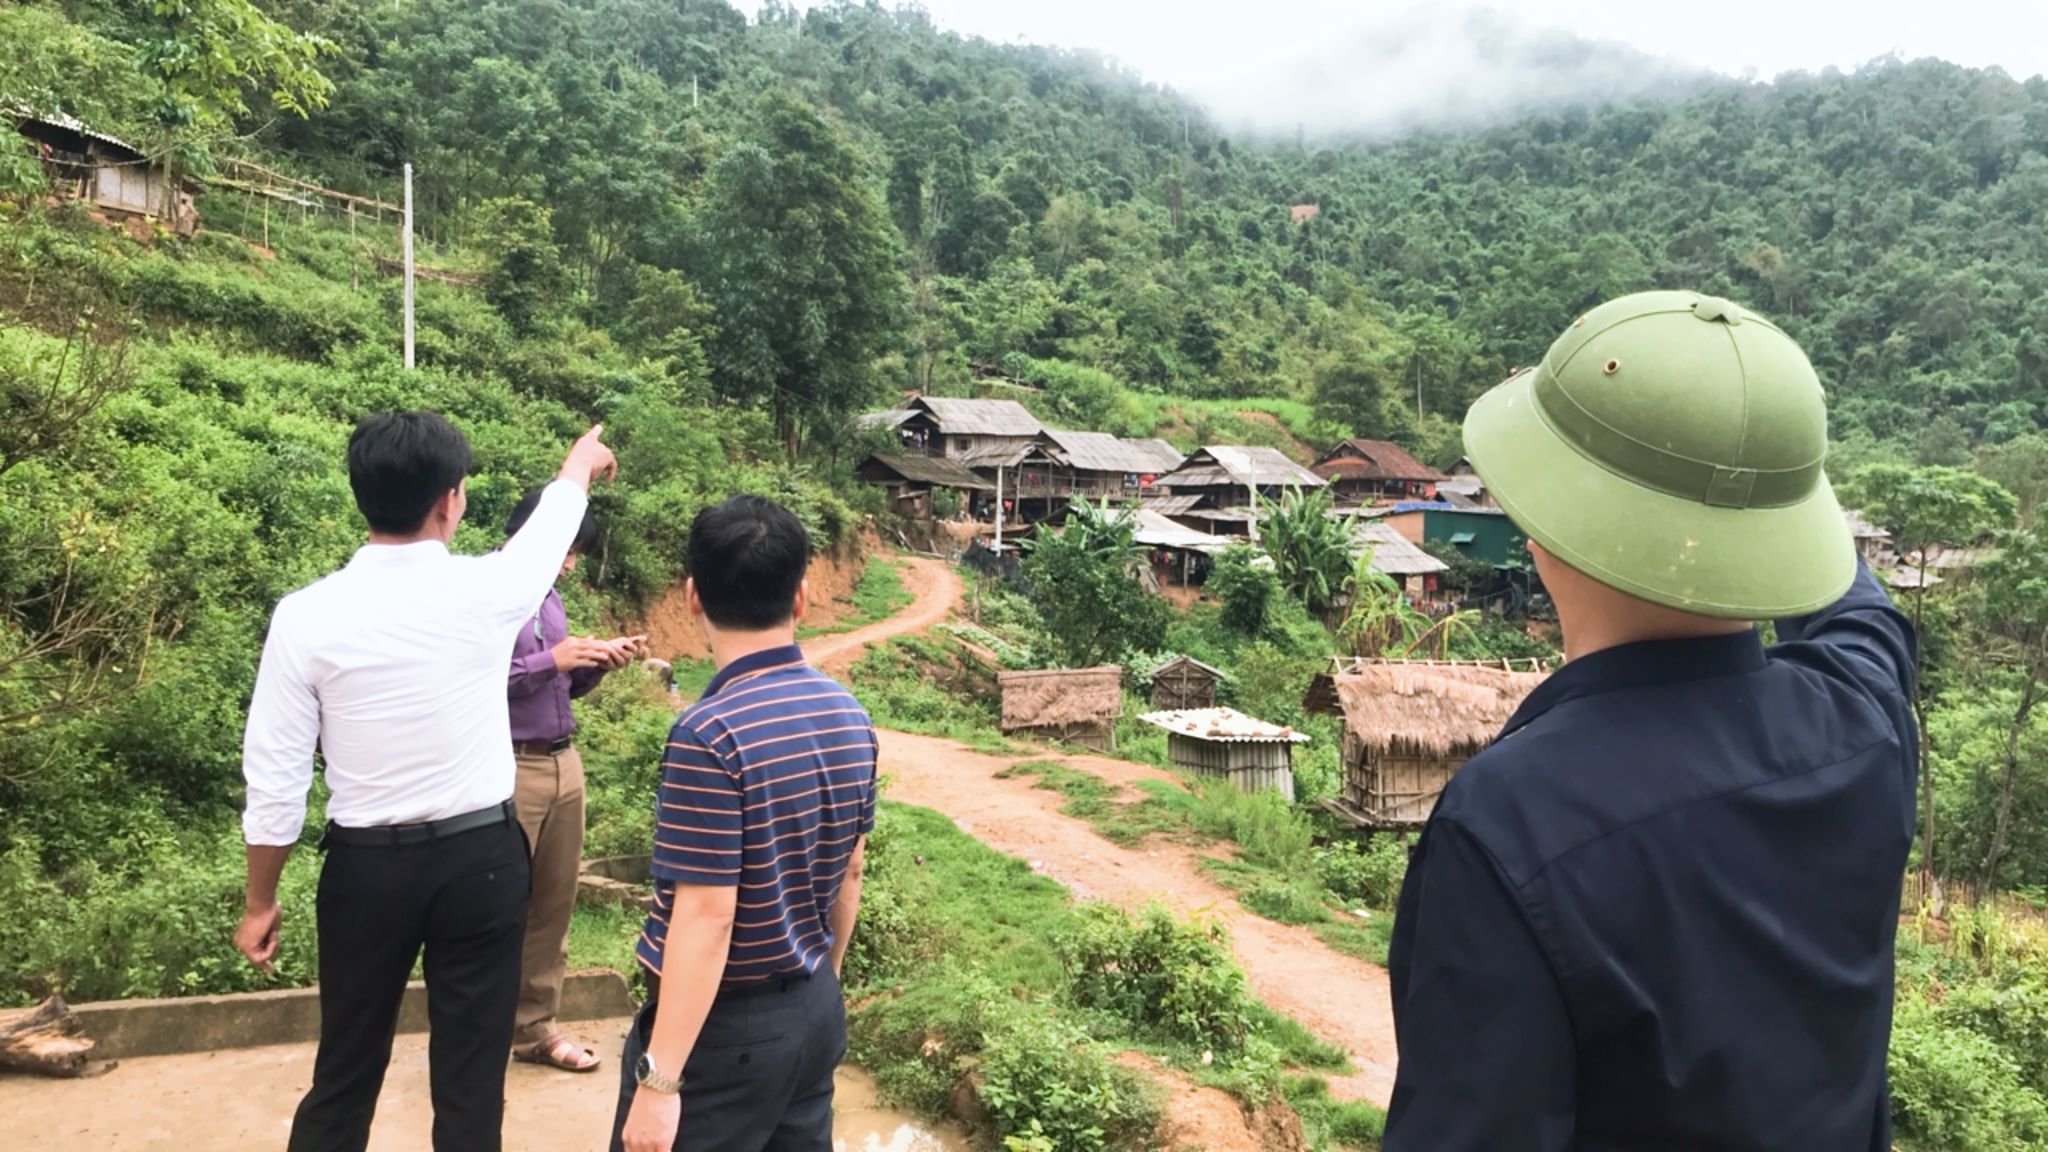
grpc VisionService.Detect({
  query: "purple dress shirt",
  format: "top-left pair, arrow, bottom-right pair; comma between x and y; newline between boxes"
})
507,587 -> 604,743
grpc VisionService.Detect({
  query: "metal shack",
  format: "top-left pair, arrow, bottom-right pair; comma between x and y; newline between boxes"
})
1139,707 -> 1308,803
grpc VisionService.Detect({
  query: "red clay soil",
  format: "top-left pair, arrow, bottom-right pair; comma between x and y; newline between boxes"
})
653,550 -> 1399,1109
880,728 -> 1399,1107
805,556 -> 962,677
635,535 -> 874,663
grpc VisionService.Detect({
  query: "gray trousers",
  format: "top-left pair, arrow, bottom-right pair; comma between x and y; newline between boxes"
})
610,969 -> 846,1152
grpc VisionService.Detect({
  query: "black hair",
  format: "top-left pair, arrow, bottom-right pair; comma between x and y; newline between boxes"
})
686,495 -> 810,630
346,411 -> 472,535
504,484 -> 600,555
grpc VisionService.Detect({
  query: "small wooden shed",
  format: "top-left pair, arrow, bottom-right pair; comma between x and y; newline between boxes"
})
1307,659 -> 1547,829
1140,707 -> 1308,803
998,665 -> 1123,751
1145,655 -> 1227,710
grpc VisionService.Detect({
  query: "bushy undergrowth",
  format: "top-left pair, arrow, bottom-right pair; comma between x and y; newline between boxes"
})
1891,906 -> 2048,1151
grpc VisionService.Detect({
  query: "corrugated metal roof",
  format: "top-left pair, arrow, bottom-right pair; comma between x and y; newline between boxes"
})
1312,438 -> 1446,483
1354,521 -> 1449,576
910,396 -> 1045,436
1124,438 -> 1187,474
1044,428 -> 1172,475
856,409 -> 915,431
1134,510 -> 1234,554
858,453 -> 995,491
6,105 -> 144,159
1843,508 -> 1890,540
1165,446 -> 1325,489
1140,494 -> 1205,516
1139,707 -> 1310,744
958,440 -> 1055,469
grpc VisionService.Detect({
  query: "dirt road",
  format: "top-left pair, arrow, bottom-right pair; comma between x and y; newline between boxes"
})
880,728 -> 1399,1106
813,553 -> 1399,1106
805,556 -> 963,676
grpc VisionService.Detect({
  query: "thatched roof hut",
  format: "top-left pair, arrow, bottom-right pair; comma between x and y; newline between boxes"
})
1309,659 -> 1548,829
998,665 -> 1124,751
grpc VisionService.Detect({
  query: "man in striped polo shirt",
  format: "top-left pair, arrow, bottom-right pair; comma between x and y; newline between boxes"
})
614,494 -> 877,1152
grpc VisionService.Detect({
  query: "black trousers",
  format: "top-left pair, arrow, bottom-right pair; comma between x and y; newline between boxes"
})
610,969 -> 847,1152
287,815 -> 530,1152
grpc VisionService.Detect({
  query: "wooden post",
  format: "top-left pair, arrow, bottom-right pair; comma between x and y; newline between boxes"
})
402,162 -> 415,370
349,202 -> 358,292
262,195 -> 269,248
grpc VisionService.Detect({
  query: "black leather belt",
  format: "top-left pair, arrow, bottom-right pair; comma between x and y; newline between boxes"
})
322,800 -> 514,848
512,736 -> 574,757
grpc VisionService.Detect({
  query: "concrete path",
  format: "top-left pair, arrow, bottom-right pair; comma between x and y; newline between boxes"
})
0,1021 -> 961,1151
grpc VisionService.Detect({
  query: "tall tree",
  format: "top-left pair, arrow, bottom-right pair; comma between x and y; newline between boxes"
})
1970,524 -> 2048,892
1851,463 -> 2018,889
691,91 -> 905,455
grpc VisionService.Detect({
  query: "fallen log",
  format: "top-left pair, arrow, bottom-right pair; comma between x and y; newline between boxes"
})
0,996 -> 114,1078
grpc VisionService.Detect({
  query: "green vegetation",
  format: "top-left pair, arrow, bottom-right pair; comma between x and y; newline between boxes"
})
8,0 -> 2048,1146
799,557 -> 912,641
847,801 -> 1372,1150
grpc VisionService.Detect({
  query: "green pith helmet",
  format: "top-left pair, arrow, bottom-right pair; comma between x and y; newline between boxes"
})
1463,289 -> 1854,619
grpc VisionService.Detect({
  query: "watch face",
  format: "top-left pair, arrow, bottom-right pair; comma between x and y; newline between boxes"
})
635,1052 -> 656,1084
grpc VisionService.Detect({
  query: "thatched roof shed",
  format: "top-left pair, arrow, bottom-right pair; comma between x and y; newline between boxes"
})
1312,659 -> 1549,829
998,665 -> 1124,751
1326,662 -> 1546,758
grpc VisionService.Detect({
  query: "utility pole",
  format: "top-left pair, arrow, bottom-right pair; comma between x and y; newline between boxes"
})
993,463 -> 1006,554
402,162 -> 415,371
693,75 -> 700,108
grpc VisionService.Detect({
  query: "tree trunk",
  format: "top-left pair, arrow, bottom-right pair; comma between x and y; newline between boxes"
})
1982,666 -> 2044,893
0,997 -> 112,1078
1912,582 -> 1937,903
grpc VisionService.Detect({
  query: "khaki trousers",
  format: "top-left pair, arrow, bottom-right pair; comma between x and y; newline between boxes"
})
511,745 -> 585,1048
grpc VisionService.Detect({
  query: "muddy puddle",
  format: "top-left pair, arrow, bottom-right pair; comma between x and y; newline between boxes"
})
834,1066 -> 972,1152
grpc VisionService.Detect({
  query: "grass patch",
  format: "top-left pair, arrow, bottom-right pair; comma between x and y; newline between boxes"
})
1285,1074 -> 1388,1150
1009,756 -> 1407,969
799,556 -> 912,640
849,800 -> 1373,1149
998,760 -> 1200,847
669,656 -> 716,700
566,900 -> 644,978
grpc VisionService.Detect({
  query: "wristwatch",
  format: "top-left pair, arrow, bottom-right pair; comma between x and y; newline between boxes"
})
635,1051 -> 683,1095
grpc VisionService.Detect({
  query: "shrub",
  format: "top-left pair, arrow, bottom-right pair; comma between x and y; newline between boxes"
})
841,806 -> 948,986
1890,987 -> 2048,1151
1318,836 -> 1412,911
1057,902 -> 1254,1053
979,1011 -> 1161,1152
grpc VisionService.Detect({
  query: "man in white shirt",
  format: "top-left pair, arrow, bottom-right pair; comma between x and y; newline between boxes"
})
233,411 -> 617,1152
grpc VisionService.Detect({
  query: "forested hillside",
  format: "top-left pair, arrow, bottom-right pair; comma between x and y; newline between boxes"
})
13,1 -> 2048,461
9,2 -> 2048,1148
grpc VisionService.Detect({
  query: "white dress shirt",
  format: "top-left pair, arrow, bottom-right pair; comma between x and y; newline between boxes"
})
240,480 -> 590,846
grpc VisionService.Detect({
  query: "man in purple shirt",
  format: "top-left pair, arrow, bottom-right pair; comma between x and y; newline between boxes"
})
503,485 -> 645,1073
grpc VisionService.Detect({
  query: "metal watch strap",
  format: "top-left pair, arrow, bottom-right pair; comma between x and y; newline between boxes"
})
635,1052 -> 682,1095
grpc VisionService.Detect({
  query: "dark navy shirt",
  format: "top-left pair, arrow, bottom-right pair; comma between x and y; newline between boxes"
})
637,646 -> 878,989
1385,567 -> 1916,1151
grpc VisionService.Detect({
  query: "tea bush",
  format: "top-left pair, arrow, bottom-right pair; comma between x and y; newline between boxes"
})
979,1011 -> 1162,1152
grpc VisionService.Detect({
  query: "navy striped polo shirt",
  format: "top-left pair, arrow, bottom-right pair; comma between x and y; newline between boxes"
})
637,645 -> 878,988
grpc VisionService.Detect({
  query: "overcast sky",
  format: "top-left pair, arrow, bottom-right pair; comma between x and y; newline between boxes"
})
858,1 -> 2048,136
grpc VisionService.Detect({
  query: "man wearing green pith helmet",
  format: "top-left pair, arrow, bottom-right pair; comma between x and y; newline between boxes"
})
1384,292 -> 1916,1151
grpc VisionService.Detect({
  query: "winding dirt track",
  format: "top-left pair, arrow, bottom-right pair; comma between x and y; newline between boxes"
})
804,556 -> 964,676
833,556 -> 1400,1107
